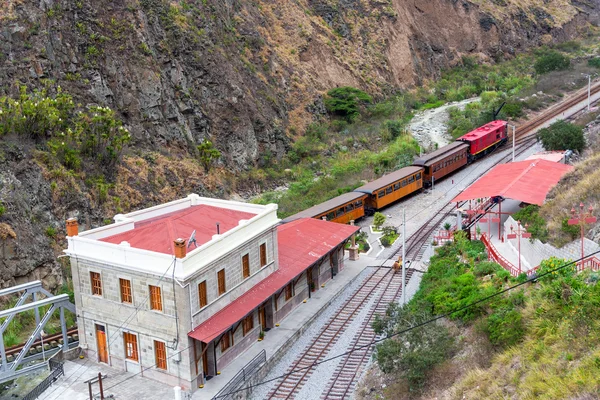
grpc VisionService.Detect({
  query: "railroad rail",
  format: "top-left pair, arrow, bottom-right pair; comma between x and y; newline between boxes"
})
320,269 -> 414,399
1,327 -> 78,360
267,267 -> 411,399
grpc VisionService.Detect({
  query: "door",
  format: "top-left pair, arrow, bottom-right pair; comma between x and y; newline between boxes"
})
96,324 -> 108,364
259,305 -> 267,331
201,342 -> 209,377
307,269 -> 314,292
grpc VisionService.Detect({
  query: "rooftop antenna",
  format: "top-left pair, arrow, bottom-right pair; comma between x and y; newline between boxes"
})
187,230 -> 197,248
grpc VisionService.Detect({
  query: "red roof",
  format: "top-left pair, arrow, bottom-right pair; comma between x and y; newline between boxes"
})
100,205 -> 256,254
525,151 -> 565,163
452,159 -> 573,205
457,120 -> 506,141
188,218 -> 359,343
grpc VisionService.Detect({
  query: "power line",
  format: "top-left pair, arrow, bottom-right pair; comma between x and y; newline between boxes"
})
44,256 -> 176,400
211,249 -> 600,399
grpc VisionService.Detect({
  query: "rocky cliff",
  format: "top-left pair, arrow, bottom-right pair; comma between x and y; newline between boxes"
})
0,0 -> 598,289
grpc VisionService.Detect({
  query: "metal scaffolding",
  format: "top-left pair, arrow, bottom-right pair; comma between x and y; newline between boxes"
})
0,280 -> 76,384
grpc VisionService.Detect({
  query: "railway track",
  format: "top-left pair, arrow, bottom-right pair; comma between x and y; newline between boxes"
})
267,267 -> 411,399
1,327 -> 79,360
320,270 -> 413,399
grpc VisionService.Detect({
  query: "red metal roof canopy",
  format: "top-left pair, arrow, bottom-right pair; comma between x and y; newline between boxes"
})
452,159 -> 574,205
188,218 -> 359,343
100,205 -> 256,254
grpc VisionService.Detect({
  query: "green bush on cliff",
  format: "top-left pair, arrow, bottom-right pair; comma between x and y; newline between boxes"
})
0,87 -> 130,175
324,86 -> 373,121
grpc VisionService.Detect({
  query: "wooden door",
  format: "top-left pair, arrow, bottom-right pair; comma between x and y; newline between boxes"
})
96,324 -> 108,364
201,342 -> 209,376
307,269 -> 314,292
259,305 -> 267,330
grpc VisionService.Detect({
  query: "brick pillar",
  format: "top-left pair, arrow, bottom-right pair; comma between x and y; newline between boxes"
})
174,238 -> 187,258
66,218 -> 79,237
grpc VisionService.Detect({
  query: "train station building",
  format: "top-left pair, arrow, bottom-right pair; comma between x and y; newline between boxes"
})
64,194 -> 358,392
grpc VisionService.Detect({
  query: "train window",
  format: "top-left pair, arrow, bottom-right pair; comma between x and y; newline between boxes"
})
378,190 -> 385,198
497,133 -> 500,139
327,211 -> 335,220
401,179 -> 407,187
355,200 -> 363,207
337,207 -> 345,216
416,172 -> 421,180
345,203 -> 355,212
393,182 -> 400,191
386,186 -> 393,195
408,175 -> 415,183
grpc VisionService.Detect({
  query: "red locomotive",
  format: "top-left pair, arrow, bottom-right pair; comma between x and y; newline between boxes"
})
457,120 -> 508,162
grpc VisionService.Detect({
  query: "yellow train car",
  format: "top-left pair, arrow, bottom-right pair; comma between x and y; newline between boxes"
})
282,192 -> 369,224
354,166 -> 424,210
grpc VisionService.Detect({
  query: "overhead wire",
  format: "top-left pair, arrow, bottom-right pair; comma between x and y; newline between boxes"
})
208,249 -> 600,399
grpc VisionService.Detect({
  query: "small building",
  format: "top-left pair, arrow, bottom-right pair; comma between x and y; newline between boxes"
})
65,194 -> 357,391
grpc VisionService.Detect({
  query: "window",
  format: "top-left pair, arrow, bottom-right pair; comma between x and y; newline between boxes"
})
337,207 -> 345,216
285,283 -> 293,301
242,254 -> 250,279
221,332 -> 231,352
90,272 -> 102,296
199,281 -> 207,308
416,172 -> 422,180
154,341 -> 167,370
119,279 -> 132,304
355,200 -> 363,208
123,332 -> 138,361
345,203 -> 354,213
378,190 -> 385,198
408,175 -> 415,183
393,182 -> 400,191
401,179 -> 407,187
260,243 -> 267,267
218,269 -> 226,296
243,314 -> 254,336
149,285 -> 162,311
326,211 -> 335,220
385,186 -> 393,195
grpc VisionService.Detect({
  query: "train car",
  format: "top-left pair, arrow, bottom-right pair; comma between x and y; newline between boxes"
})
413,142 -> 469,187
281,191 -> 369,224
457,120 -> 508,161
354,166 -> 424,211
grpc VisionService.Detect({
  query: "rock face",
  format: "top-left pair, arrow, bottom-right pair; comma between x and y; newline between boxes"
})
0,0 -> 598,288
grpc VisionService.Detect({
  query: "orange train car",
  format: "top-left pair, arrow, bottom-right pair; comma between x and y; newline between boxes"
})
413,141 -> 469,187
354,166 -> 424,211
281,192 -> 369,224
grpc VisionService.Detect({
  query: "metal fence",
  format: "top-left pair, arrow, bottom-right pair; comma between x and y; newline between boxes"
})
212,349 -> 266,400
23,359 -> 64,400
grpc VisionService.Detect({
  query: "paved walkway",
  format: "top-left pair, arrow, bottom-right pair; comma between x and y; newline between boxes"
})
39,357 -> 176,400
195,254 -> 376,399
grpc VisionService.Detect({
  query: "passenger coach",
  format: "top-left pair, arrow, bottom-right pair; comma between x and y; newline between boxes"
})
413,142 -> 469,187
282,192 -> 368,224
354,166 -> 424,212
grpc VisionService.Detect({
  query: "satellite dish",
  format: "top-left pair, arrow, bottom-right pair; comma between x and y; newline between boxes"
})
187,230 -> 197,249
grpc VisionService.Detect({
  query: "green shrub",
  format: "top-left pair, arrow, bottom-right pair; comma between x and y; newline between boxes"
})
485,307 -> 525,347
537,120 -> 585,152
324,86 -> 372,121
373,212 -> 386,230
0,202 -> 4,217
512,205 -> 549,242
45,226 -> 57,238
473,261 -> 501,277
196,139 -> 221,172
588,57 -> 600,69
380,236 -> 391,247
534,50 -> 571,74
560,217 -> 580,241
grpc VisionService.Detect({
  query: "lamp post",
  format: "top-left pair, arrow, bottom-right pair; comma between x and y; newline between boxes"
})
568,203 -> 597,264
507,220 -> 531,275
507,124 -> 516,162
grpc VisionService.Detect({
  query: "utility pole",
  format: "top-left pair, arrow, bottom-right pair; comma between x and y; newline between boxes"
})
401,208 -> 406,305
568,203 -> 596,264
588,74 -> 591,111
507,221 -> 531,275
512,125 -> 516,162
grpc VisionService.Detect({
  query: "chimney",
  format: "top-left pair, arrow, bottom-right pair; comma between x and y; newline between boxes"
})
174,238 -> 187,259
66,218 -> 79,237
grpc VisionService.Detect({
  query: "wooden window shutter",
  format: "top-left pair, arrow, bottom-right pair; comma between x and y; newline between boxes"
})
218,269 -> 226,295
260,243 -> 267,267
199,281 -> 208,308
149,285 -> 163,311
242,254 -> 250,279
120,279 -> 132,304
154,341 -> 167,370
90,272 -> 102,296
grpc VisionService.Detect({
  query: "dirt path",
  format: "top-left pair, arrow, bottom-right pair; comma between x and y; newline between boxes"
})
409,97 -> 480,152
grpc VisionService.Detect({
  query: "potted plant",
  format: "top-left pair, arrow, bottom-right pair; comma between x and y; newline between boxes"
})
258,330 -> 265,341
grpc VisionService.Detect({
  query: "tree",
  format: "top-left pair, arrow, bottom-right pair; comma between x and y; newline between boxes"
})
197,139 -> 221,172
534,50 -> 571,74
324,86 -> 372,121
537,120 -> 585,153
373,304 -> 455,390
373,212 -> 386,230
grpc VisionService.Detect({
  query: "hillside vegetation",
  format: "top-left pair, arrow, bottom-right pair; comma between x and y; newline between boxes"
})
366,235 -> 600,399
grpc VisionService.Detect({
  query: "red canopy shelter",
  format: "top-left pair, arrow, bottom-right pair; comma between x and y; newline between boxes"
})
452,159 -> 573,205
